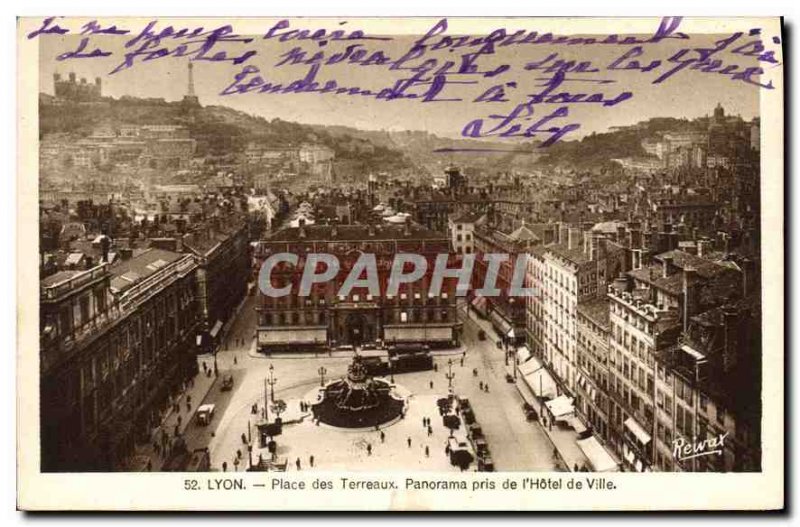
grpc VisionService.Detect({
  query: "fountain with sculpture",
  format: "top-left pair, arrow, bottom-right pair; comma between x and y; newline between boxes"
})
311,355 -> 406,429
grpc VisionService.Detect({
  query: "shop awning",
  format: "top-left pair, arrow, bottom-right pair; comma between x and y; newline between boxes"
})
258,327 -> 327,345
471,296 -> 488,314
568,415 -> 588,434
518,357 -> 557,399
517,345 -> 531,363
209,320 -> 223,338
624,417 -> 652,445
490,310 -> 513,337
545,395 -> 575,421
577,436 -> 619,472
384,326 -> 452,342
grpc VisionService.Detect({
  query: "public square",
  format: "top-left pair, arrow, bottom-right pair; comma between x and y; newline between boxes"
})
132,295 -> 577,473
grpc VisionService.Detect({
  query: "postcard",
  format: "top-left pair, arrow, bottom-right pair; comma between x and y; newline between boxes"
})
17,16 -> 783,511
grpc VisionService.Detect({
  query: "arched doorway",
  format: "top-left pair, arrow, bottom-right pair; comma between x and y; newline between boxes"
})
345,313 -> 367,346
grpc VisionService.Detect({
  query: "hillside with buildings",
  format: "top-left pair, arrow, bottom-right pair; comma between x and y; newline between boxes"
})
535,108 -> 759,173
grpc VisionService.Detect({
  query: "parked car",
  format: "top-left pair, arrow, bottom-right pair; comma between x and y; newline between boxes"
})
495,340 -> 503,349
522,403 -> 538,422
221,374 -> 234,391
478,330 -> 487,341
505,373 -> 514,383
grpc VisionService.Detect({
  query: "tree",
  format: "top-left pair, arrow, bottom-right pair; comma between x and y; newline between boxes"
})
443,414 -> 461,437
450,449 -> 473,471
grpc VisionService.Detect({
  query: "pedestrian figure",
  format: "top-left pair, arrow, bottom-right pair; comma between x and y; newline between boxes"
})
479,381 -> 483,390
310,455 -> 315,467
422,417 -> 426,428
407,437 -> 412,448
427,426 -> 432,437
237,449 -> 242,459
367,444 -> 372,456
573,463 -> 579,472
187,394 -> 192,404
445,444 -> 451,455
241,433 -> 247,444
552,447 -> 558,459
434,363 -> 438,372
425,446 -> 430,457
234,356 -> 238,365
147,459 -> 152,471
484,384 -> 489,393
380,431 -> 385,443
460,357 -> 464,367
429,380 -> 434,389
473,368 -> 478,377
222,461 -> 228,472
296,458 -> 301,470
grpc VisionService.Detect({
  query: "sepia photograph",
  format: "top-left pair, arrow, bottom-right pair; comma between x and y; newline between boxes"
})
16,14 -> 784,511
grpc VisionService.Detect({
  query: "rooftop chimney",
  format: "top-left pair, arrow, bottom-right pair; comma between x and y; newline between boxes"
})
567,227 -> 579,250
682,267 -> 699,332
662,255 -> 674,278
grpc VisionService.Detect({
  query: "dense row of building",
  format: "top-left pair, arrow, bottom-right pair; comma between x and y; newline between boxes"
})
39,191 -> 251,471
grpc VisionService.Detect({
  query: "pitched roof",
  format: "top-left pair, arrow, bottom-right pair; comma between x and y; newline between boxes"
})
508,224 -> 540,243
108,248 -> 183,294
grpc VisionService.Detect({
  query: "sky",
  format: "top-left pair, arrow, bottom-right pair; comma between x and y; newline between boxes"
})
35,17 -> 769,141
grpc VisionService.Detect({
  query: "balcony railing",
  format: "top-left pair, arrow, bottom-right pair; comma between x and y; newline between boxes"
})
40,264 -> 109,301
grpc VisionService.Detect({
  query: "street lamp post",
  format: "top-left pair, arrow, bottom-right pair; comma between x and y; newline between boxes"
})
318,366 -> 327,387
267,364 -> 277,403
446,358 -> 455,393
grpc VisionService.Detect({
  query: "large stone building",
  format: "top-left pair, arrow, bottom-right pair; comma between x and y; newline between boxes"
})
39,249 -> 200,471
605,250 -> 753,472
253,223 -> 461,353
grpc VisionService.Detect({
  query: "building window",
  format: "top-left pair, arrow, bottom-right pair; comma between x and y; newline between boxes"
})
400,312 -> 408,323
